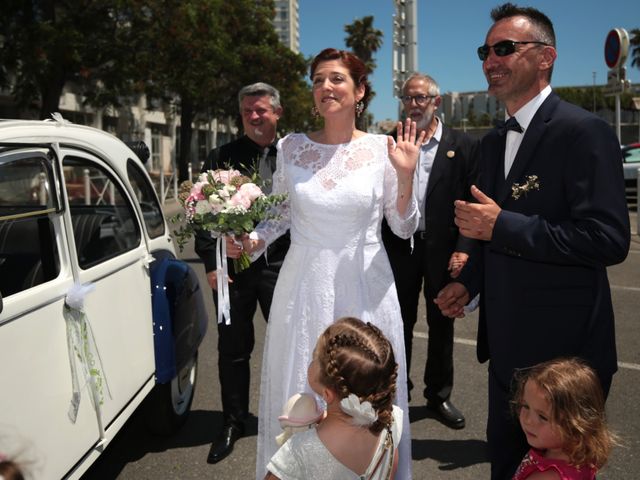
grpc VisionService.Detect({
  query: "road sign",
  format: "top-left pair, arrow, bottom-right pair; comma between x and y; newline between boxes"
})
604,28 -> 629,70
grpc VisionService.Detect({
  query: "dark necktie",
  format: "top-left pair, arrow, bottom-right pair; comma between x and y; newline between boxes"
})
258,145 -> 277,194
495,117 -> 523,136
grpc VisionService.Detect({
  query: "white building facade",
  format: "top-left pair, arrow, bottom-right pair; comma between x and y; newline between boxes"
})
272,0 -> 300,53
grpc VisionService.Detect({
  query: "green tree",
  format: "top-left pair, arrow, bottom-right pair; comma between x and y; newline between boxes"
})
130,0 -> 309,181
479,112 -> 491,127
210,0 -> 311,135
129,0 -> 233,181
466,103 -> 477,126
630,28 -> 640,70
344,16 -> 383,74
344,16 -> 383,130
0,0 -> 139,119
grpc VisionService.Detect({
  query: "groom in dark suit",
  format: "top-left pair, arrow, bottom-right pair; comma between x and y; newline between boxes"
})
436,4 -> 630,479
382,73 -> 478,429
195,82 -> 290,464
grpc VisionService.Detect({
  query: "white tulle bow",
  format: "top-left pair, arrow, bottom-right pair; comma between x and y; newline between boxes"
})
339,393 -> 378,426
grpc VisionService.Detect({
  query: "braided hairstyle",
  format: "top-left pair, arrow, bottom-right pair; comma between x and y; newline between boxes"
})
315,317 -> 398,434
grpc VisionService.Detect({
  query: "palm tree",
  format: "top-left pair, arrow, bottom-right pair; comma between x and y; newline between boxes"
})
630,28 -> 640,69
344,16 -> 383,130
344,16 -> 384,75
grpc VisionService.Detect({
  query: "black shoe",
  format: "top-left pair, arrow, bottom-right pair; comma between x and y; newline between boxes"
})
427,399 -> 465,429
207,423 -> 244,464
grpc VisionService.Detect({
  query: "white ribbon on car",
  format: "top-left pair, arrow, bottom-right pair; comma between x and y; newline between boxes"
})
214,233 -> 232,325
64,282 -> 111,443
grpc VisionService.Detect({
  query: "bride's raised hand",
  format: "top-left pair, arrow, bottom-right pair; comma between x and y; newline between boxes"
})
386,118 -> 426,179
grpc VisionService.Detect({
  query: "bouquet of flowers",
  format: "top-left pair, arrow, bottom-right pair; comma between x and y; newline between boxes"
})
173,168 -> 286,272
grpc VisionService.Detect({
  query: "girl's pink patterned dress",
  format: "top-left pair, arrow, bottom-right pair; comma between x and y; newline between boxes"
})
513,449 -> 596,480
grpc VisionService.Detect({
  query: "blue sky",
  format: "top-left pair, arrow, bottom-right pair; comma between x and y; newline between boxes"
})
298,0 -> 640,122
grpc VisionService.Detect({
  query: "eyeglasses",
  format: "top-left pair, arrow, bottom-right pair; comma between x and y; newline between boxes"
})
400,94 -> 437,106
477,40 -> 549,61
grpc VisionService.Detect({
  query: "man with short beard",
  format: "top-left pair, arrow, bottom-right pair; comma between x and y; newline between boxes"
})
195,82 -> 290,464
436,4 -> 630,478
382,73 -> 478,429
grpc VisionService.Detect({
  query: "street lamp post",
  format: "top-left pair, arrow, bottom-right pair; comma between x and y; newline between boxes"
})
592,72 -> 596,112
633,97 -> 640,142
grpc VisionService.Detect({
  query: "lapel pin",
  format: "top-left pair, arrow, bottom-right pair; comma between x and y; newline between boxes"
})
446,150 -> 455,158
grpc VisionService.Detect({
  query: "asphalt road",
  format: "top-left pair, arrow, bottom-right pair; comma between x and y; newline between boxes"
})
82,207 -> 640,479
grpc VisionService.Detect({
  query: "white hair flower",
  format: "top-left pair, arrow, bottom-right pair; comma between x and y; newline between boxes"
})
339,393 -> 378,427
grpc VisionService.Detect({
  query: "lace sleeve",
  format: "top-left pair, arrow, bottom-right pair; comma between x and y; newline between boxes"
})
382,145 -> 419,239
251,137 -> 292,259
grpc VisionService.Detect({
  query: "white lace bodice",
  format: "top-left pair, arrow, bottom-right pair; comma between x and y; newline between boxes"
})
254,133 -> 418,252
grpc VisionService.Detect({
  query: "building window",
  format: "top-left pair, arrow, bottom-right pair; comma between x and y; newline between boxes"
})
151,127 -> 162,172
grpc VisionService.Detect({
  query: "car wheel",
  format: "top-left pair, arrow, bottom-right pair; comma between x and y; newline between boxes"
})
143,353 -> 198,435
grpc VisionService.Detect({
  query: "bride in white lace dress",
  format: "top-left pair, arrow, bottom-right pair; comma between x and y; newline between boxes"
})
243,48 -> 425,480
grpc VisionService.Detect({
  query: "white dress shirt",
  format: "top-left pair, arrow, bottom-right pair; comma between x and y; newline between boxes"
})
416,117 -> 443,231
504,85 -> 552,177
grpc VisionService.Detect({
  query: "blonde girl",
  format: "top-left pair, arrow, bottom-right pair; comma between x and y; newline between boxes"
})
512,358 -> 618,480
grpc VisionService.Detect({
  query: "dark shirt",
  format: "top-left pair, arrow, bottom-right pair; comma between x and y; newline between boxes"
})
194,135 -> 290,274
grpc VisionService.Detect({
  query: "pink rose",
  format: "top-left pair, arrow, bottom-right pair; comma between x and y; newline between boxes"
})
189,181 -> 207,201
228,190 -> 251,210
238,183 -> 263,201
212,169 -> 241,185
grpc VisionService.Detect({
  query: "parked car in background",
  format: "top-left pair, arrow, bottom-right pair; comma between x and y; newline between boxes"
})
0,118 -> 208,479
622,142 -> 640,205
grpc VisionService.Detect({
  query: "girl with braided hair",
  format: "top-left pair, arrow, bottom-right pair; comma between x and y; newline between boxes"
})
266,317 -> 402,480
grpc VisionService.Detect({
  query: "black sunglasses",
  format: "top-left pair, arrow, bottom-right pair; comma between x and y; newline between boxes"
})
477,40 -> 549,61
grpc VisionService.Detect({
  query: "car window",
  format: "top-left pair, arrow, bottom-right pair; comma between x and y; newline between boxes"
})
127,159 -> 165,239
0,152 -> 60,297
63,156 -> 141,269
623,147 -> 640,164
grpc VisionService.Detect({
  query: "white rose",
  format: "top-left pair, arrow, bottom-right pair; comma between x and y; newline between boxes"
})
195,200 -> 210,215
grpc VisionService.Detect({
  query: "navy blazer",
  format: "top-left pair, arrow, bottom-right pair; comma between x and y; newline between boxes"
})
459,92 -> 630,388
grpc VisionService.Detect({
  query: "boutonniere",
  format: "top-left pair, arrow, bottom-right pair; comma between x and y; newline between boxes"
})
446,150 -> 455,158
511,175 -> 540,200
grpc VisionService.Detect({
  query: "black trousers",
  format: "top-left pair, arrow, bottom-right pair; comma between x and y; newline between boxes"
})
386,238 -> 455,403
213,256 -> 279,425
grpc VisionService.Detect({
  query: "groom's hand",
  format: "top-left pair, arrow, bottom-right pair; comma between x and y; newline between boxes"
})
454,185 -> 501,241
434,282 -> 470,318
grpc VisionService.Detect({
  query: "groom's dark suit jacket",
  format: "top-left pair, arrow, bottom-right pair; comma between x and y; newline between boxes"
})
459,92 -> 630,389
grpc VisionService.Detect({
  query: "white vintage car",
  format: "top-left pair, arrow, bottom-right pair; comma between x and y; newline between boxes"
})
0,118 -> 208,479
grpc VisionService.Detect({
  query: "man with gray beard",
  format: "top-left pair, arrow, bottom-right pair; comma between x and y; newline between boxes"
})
382,73 -> 478,429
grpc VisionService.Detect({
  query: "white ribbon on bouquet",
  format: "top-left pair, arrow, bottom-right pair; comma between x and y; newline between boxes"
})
214,233 -> 232,325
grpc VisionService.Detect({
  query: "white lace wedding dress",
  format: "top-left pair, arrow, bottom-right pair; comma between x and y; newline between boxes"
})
254,133 -> 417,480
